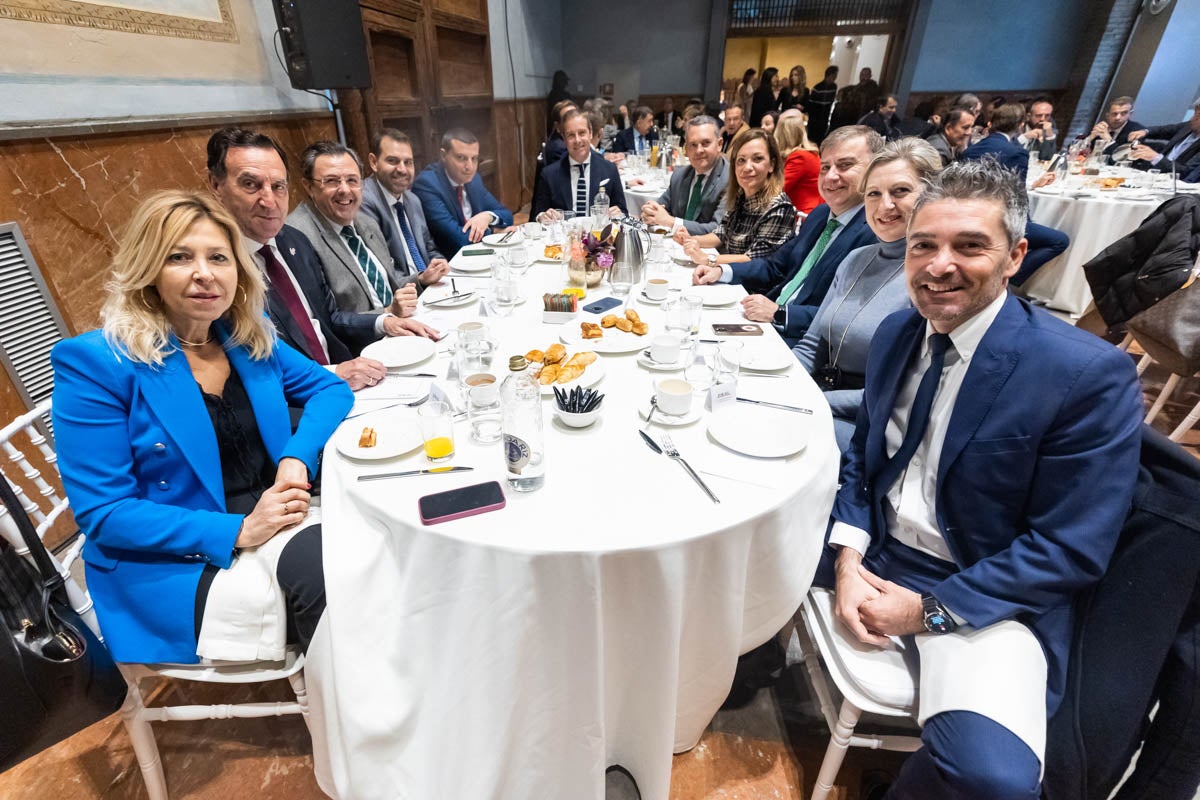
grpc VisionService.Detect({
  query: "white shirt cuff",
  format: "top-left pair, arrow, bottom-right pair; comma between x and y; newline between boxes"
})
718,265 -> 733,283
489,212 -> 501,226
828,521 -> 871,555
670,217 -> 682,233
374,313 -> 391,336
324,363 -> 339,373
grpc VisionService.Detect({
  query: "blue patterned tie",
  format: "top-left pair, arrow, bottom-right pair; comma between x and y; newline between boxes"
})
393,200 -> 428,274
874,333 -> 951,493
340,225 -> 393,306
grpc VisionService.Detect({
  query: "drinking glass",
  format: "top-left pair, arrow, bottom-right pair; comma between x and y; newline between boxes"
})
716,341 -> 742,384
456,339 -> 497,390
465,374 -> 502,443
610,260 -> 635,297
684,343 -> 715,391
418,401 -> 455,462
682,294 -> 704,337
662,297 -> 691,347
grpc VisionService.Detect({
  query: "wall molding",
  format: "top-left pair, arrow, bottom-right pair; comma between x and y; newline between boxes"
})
0,0 -> 238,42
0,108 -> 333,143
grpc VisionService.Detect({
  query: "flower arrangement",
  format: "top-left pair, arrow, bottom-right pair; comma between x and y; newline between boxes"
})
568,226 -> 617,287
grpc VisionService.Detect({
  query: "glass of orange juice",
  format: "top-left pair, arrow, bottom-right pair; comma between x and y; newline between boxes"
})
418,401 -> 455,462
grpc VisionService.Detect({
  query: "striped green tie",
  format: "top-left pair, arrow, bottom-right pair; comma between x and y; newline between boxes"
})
777,218 -> 839,306
684,174 -> 705,220
341,225 -> 393,307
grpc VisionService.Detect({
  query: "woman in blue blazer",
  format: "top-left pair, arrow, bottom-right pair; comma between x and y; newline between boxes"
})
52,191 -> 353,665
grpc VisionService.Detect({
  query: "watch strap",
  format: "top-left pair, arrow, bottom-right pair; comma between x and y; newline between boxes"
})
921,592 -> 957,634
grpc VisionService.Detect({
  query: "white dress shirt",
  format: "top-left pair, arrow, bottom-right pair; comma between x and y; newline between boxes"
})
716,203 -> 862,284
829,291 -> 1009,560
246,234 -> 332,363
380,186 -> 421,275
570,158 -> 590,216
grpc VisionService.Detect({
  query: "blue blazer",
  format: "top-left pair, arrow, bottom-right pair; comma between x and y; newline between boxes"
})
530,152 -> 628,219
962,132 -> 1029,181
730,204 -> 877,342
609,126 -> 658,154
51,326 -> 353,663
274,224 -> 378,358
411,163 -> 514,257
832,295 -> 1143,709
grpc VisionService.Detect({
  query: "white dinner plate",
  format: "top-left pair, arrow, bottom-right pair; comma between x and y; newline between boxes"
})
361,336 -> 438,368
560,324 -> 650,354
335,417 -> 422,461
421,290 -> 477,308
707,404 -> 808,458
482,232 -> 523,246
451,257 -> 493,273
536,356 -> 606,395
639,400 -> 701,426
691,285 -> 742,307
738,347 -> 794,372
636,352 -> 685,371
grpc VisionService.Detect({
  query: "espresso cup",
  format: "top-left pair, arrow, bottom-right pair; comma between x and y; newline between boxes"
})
655,378 -> 693,416
523,221 -> 543,239
644,278 -> 670,301
650,335 -> 681,364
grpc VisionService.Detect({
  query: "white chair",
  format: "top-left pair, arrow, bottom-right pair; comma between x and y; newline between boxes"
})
792,588 -> 922,800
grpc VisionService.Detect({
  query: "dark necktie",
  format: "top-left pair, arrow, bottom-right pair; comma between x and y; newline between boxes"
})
393,199 -> 427,274
340,225 -> 393,307
575,163 -> 588,216
874,333 -> 951,493
455,185 -> 466,218
684,173 -> 706,220
259,245 -> 328,365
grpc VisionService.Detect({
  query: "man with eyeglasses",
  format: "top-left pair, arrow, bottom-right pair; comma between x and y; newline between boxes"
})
412,127 -> 515,257
287,140 -> 439,341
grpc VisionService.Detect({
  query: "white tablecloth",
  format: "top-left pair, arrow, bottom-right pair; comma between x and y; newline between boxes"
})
305,246 -> 839,799
1023,183 -> 1163,316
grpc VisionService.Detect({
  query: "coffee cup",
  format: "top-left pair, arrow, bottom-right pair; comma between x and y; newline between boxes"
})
655,378 -> 693,416
457,321 -> 487,343
523,221 -> 543,239
466,372 -> 499,403
644,278 -> 670,301
650,335 -> 681,364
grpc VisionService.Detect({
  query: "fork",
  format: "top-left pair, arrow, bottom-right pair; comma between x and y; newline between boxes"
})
345,396 -> 429,420
660,433 -> 720,503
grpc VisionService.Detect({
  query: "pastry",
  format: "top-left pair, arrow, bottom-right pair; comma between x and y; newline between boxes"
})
545,343 -> 567,364
525,348 -> 545,363
544,244 -> 563,260
600,314 -> 619,328
632,321 -> 649,336
565,351 -> 597,368
358,427 -> 377,448
582,326 -> 604,339
539,364 -> 561,385
556,365 -> 584,384
624,309 -> 641,324
615,317 -> 633,333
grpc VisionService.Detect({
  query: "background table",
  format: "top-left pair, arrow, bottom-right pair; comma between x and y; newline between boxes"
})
304,247 -> 839,800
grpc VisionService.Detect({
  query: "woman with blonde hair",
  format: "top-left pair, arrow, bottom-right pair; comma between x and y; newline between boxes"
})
52,190 -> 352,665
792,137 -> 942,449
677,128 -> 795,266
774,114 -> 822,214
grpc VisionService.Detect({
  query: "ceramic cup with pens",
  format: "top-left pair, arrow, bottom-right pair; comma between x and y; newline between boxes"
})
418,401 -> 455,462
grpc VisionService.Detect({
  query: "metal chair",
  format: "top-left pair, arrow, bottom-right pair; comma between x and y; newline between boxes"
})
793,588 -> 922,800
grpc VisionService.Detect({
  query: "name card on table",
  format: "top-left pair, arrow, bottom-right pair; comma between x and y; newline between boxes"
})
710,380 -> 736,412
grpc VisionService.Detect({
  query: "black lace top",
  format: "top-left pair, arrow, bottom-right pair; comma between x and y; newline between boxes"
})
200,369 -> 274,516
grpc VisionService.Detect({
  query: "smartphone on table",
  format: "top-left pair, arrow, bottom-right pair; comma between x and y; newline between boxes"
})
418,481 -> 506,525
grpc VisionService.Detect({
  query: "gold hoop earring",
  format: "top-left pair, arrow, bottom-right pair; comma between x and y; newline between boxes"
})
137,288 -> 157,313
237,285 -> 248,305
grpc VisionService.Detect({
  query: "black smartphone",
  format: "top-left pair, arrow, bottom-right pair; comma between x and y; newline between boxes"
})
583,297 -> 625,315
712,323 -> 764,336
418,481 -> 506,525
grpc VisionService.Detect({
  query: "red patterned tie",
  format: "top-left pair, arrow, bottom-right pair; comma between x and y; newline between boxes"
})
456,185 -> 466,218
259,245 -> 328,365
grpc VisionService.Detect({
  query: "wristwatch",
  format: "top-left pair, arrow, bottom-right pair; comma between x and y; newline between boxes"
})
772,306 -> 787,326
706,253 -> 718,266
921,593 -> 957,634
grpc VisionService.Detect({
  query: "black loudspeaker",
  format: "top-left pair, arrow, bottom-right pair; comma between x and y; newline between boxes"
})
272,0 -> 372,90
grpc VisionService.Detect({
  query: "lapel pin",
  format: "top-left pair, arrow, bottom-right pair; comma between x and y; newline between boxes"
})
289,247 -> 296,256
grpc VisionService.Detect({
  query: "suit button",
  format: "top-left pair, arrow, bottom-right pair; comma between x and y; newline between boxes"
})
153,442 -> 167,455
157,480 -> 170,491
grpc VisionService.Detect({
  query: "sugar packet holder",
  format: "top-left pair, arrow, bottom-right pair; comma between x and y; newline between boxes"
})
542,292 -> 578,324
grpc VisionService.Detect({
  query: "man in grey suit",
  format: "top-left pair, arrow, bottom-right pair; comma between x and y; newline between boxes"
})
287,141 -> 439,340
361,128 -> 451,290
638,116 -> 729,235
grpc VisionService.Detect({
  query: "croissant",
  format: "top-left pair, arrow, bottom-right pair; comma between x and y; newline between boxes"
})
525,348 -> 545,363
556,365 -> 584,384
615,318 -> 633,332
600,314 -> 619,328
625,309 -> 641,323
565,351 -> 597,368
539,364 -> 561,384
545,343 -> 567,364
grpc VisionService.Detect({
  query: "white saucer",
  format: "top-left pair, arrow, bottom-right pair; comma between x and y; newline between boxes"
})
692,285 -> 741,307
361,336 -> 438,368
335,417 -> 422,460
738,348 -> 794,372
639,401 -> 701,426
636,352 -> 685,371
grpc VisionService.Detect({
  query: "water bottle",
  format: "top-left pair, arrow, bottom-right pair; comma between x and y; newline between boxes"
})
591,183 -> 610,234
501,355 -> 545,492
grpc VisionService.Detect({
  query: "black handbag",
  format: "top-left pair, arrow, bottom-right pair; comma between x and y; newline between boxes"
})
0,474 -> 126,771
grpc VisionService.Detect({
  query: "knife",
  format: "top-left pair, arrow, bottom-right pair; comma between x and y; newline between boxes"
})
357,466 -> 474,481
638,430 -> 663,454
736,397 -> 813,414
424,292 -> 475,307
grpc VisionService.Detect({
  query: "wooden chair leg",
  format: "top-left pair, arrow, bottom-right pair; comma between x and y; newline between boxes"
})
120,679 -> 169,800
811,698 -> 862,800
287,669 -> 312,732
1136,353 -> 1154,376
1170,394 -> 1200,442
1145,373 -> 1181,424
1117,333 -> 1134,352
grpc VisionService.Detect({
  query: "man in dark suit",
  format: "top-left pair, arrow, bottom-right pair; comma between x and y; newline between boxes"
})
692,125 -> 884,345
655,97 -> 683,135
1017,97 -> 1057,161
361,128 -> 450,291
531,109 -> 627,220
720,105 -> 745,154
207,128 -> 396,389
1088,96 -> 1147,160
1129,97 -> 1200,175
639,115 -> 729,235
286,141 -> 438,342
610,106 -> 658,155
961,102 -> 1028,176
411,128 -> 515,257
823,160 -> 1143,799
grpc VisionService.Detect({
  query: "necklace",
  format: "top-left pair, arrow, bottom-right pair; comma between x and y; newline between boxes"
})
176,333 -> 213,348
825,248 -> 905,369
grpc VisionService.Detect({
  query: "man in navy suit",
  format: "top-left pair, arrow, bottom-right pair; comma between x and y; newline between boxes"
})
1088,96 -> 1147,160
361,128 -> 451,290
1128,97 -> 1200,175
411,128 -> 514,257
692,125 -> 883,345
531,109 -> 627,221
206,128 -> 395,390
609,106 -> 658,155
824,161 -> 1142,799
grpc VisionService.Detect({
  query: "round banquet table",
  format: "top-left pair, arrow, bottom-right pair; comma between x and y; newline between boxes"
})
303,243 -> 839,800
623,180 -> 666,218
1022,182 -> 1163,316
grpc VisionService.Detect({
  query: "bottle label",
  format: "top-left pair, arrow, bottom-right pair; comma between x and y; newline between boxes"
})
504,433 -> 531,474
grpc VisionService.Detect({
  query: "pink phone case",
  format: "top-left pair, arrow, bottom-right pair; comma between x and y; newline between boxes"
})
418,484 -> 506,525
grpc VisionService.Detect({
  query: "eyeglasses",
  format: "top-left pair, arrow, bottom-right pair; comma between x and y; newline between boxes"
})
317,176 -> 361,190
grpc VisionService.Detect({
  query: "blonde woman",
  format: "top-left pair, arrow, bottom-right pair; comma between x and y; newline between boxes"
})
774,114 -> 822,214
52,190 -> 353,665
677,128 -> 795,266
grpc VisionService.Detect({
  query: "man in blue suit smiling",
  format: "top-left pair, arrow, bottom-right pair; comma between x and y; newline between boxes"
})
823,160 -> 1142,799
412,128 -> 514,257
